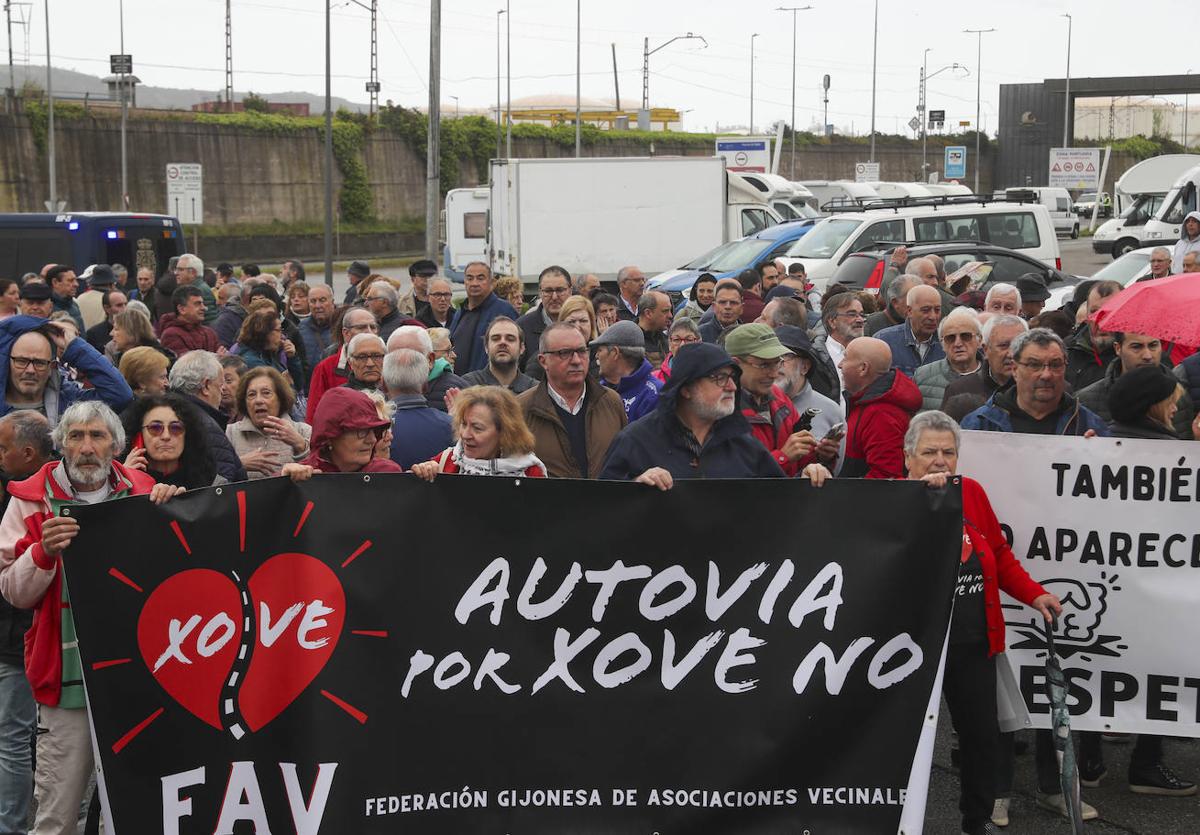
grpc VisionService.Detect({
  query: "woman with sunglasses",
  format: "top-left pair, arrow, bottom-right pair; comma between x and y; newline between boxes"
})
121,393 -> 221,489
282,387 -> 402,479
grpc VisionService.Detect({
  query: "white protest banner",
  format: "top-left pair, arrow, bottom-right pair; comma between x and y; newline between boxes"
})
959,430 -> 1200,737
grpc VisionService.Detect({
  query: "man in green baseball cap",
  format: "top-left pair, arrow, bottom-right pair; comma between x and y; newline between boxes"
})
725,324 -> 818,477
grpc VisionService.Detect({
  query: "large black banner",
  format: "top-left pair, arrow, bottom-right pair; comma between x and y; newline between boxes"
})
65,475 -> 960,834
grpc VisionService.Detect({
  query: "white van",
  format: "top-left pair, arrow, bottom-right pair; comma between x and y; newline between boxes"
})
1143,164 -> 1200,249
867,182 -> 937,201
799,180 -> 881,212
443,187 -> 489,281
736,173 -> 822,222
776,201 -> 1061,288
923,182 -> 973,197
1004,187 -> 1077,238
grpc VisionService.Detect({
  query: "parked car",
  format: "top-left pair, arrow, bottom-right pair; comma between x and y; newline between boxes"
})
647,219 -> 817,299
1073,191 -> 1112,218
776,199 -> 1063,289
1004,187 -> 1078,238
826,241 -> 1081,307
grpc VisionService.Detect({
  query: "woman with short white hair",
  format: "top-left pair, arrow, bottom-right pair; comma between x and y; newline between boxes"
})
905,410 -> 1064,832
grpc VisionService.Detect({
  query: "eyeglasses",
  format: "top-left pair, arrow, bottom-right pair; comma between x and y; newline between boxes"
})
541,347 -> 589,360
541,286 -> 570,297
350,352 -> 385,363
705,370 -> 737,387
941,332 -> 978,343
740,357 -> 782,372
428,292 -> 453,299
142,421 -> 185,438
1017,359 -> 1066,373
670,335 -> 701,346
351,426 -> 387,441
10,356 -> 52,371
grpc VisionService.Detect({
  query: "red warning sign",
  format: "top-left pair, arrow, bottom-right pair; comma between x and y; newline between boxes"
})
1051,163 -> 1062,171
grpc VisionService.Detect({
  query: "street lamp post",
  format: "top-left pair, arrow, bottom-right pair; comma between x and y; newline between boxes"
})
44,0 -> 55,211
505,0 -> 511,158
118,0 -> 127,209
963,27 -> 995,195
641,32 -> 707,118
496,9 -> 504,160
776,6 -> 813,178
920,48 -> 930,180
749,33 -> 758,134
1186,69 -> 1193,149
869,0 -> 878,161
575,0 -> 580,158
1061,13 -> 1072,147
323,0 -> 332,286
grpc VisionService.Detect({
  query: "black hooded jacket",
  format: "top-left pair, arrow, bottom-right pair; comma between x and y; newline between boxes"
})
599,342 -> 785,480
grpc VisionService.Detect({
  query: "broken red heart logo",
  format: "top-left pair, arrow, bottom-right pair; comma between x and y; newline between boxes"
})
136,552 -> 345,736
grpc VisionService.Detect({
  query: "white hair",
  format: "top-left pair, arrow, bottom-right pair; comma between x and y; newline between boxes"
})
903,410 -> 961,456
984,282 -> 1022,307
177,253 -> 205,275
52,401 -> 126,456
168,350 -> 222,395
126,299 -> 151,319
386,324 -> 433,354
382,348 -> 430,394
981,313 -> 1028,346
936,306 -> 981,340
347,332 -> 385,355
365,281 -> 399,307
906,284 -> 941,307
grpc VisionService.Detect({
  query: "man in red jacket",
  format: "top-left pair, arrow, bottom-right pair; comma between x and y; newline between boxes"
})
157,285 -> 220,356
905,409 -> 1062,835
725,324 -> 824,477
0,401 -> 181,835
839,336 -> 922,478
306,307 -> 379,424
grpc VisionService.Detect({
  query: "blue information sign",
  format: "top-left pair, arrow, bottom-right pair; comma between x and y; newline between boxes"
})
944,146 -> 967,179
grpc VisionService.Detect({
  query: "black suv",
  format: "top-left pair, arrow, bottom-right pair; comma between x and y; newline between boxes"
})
827,241 -> 1081,297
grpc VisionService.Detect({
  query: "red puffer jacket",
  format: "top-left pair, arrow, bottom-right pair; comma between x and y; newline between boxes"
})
842,369 -> 922,479
740,384 -> 814,477
960,476 -> 1048,657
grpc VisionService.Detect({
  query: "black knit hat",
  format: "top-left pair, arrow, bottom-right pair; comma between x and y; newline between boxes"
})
1108,364 -> 1178,425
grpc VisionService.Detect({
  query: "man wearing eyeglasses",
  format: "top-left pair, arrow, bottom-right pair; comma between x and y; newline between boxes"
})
518,323 -> 626,478
305,308 -> 379,424
418,278 -> 455,330
600,342 -> 796,485
0,318 -> 133,425
913,308 -> 984,412
341,333 -> 387,397
726,324 -> 818,478
961,328 -> 1108,436
814,291 -> 866,393
517,266 -> 572,369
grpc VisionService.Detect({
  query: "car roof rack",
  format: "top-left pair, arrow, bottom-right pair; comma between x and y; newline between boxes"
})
820,192 -> 1041,214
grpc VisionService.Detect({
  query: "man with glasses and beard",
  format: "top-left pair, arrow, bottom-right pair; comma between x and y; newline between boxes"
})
0,401 -> 182,835
601,342 -> 801,485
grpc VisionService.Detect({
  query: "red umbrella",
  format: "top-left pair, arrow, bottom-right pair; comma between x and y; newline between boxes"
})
1091,272 -> 1200,346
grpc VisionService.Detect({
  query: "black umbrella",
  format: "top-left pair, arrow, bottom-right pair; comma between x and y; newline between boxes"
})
1044,614 -> 1086,834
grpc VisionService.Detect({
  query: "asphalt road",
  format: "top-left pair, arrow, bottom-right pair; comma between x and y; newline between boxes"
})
924,708 -> 1200,833
1059,236 -> 1114,279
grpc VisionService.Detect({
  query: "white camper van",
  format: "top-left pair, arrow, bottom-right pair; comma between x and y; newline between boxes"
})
1091,155 -> 1200,258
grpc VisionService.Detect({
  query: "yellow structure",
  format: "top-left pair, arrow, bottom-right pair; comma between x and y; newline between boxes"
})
505,107 -> 683,131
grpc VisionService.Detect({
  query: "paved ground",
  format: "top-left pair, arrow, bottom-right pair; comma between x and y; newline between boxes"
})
923,705 -> 1200,833
1059,237 -> 1113,280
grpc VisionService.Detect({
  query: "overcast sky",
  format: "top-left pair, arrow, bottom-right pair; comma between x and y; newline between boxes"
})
31,0 -> 1194,135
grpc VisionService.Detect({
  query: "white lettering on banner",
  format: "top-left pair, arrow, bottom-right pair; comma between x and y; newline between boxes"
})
958,431 -> 1200,736
163,762 -> 338,833
411,559 -> 925,698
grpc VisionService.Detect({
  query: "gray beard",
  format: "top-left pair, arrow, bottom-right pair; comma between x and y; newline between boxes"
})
691,397 -> 735,422
64,455 -> 113,490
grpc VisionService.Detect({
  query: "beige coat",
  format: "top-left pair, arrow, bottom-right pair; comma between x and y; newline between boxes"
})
517,379 -> 626,479
225,416 -> 312,479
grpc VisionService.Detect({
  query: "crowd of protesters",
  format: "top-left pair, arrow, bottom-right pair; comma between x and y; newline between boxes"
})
0,249 -> 1194,835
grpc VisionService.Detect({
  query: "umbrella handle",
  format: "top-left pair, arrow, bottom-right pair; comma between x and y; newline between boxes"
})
1044,612 -> 1059,661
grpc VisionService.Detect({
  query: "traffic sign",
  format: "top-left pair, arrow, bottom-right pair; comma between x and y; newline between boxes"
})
166,163 -> 204,225
110,54 -> 132,74
854,161 -> 880,183
1048,148 -> 1101,190
907,116 -> 921,132
944,146 -> 967,179
928,109 -> 945,127
365,81 -> 381,93
716,136 -> 772,173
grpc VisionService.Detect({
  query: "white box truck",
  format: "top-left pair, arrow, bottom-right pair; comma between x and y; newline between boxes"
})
1091,154 -> 1200,258
485,156 -> 780,287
